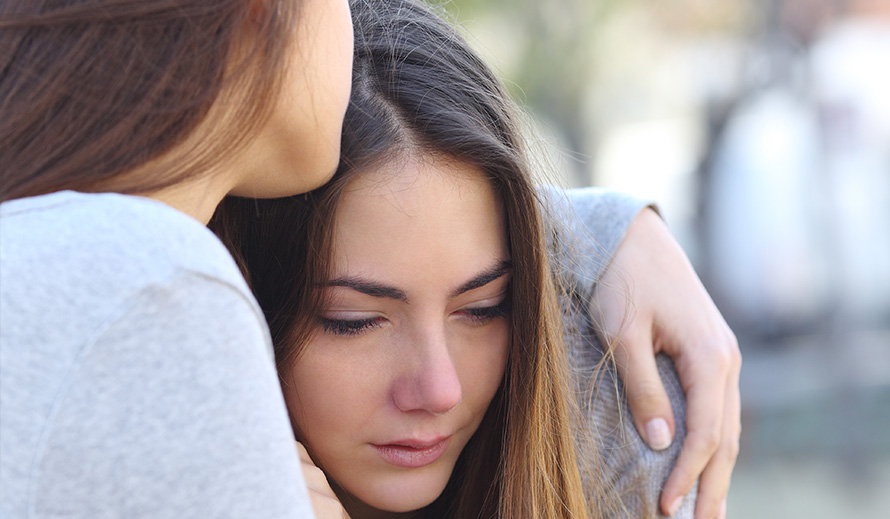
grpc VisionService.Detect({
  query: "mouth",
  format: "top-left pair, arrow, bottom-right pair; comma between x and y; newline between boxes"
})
371,436 -> 451,469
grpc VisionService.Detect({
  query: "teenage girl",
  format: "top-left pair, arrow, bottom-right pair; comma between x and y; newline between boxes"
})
211,1 -> 740,518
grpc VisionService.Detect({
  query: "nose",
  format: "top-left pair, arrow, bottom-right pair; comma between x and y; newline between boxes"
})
392,324 -> 463,415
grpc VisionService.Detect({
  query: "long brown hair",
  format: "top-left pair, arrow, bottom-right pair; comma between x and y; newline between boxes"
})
0,0 -> 299,202
212,0 -> 595,517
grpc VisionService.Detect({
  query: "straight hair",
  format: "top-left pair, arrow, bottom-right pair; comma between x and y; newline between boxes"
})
212,1 -> 607,517
0,0 -> 300,201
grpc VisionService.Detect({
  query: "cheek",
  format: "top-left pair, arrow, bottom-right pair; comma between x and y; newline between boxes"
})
454,321 -> 510,415
283,340 -> 386,457
272,0 -> 353,191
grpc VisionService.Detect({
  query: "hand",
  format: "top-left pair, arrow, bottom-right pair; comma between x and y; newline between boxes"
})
591,209 -> 741,519
297,441 -> 350,519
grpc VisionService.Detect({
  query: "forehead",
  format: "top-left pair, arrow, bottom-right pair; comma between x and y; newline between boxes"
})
346,154 -> 491,203
331,156 -> 508,284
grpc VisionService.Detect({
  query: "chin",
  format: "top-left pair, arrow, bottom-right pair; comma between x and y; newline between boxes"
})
230,159 -> 338,199
302,159 -> 339,192
342,468 -> 451,514
285,132 -> 341,194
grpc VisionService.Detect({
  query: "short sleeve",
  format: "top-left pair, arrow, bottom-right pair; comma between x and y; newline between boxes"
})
540,186 -> 654,293
31,272 -> 314,519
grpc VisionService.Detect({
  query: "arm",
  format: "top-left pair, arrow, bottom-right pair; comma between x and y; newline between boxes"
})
592,210 -> 739,519
549,187 -> 692,518
546,186 -> 740,519
32,273 -> 315,519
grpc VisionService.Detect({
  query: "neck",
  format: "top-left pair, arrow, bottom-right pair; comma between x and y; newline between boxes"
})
126,108 -> 244,224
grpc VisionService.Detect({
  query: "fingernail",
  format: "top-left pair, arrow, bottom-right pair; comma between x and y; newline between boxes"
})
719,498 -> 727,519
645,417 -> 671,450
667,495 -> 684,516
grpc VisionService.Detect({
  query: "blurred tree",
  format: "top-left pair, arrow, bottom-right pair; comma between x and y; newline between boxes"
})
440,0 -> 611,184
437,0 -> 750,186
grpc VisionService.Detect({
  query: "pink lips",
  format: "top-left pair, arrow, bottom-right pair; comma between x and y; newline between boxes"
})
372,437 -> 451,468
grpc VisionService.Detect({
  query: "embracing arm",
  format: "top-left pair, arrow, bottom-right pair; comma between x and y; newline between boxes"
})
31,273 -> 315,519
593,209 -> 740,519
546,186 -> 740,519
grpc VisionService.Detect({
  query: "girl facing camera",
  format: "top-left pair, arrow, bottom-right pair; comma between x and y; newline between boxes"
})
213,1 -> 739,517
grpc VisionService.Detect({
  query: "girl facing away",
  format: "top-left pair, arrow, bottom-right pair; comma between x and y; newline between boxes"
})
212,0 -> 740,518
1,1 -> 352,518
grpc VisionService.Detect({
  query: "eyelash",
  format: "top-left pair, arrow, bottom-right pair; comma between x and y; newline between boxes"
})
462,298 -> 511,324
319,316 -> 384,337
319,298 -> 511,337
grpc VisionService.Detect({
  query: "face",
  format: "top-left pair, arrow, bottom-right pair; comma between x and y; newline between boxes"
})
233,0 -> 354,197
283,156 -> 511,516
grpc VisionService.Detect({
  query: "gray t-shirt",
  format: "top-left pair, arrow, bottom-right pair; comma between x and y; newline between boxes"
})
0,191 -> 313,519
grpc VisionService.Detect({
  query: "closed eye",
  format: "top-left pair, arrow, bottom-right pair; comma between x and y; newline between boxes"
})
319,316 -> 385,337
458,297 -> 511,325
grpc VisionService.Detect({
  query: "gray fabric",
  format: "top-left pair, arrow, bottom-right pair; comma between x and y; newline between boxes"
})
553,187 -> 698,519
0,191 -> 313,519
1,187 -> 695,519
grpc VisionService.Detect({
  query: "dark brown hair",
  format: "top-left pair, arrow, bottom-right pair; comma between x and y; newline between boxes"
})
211,0 -> 596,517
0,0 -> 299,201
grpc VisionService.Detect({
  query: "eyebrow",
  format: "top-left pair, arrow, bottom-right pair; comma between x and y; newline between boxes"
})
450,260 -> 512,298
324,278 -> 409,302
323,259 -> 512,303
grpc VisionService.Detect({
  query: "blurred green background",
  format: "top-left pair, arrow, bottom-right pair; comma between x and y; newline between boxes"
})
437,0 -> 890,517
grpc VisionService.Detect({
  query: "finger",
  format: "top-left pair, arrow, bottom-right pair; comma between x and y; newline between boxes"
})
295,442 -> 349,518
296,441 -> 311,463
611,328 -> 677,451
693,351 -> 741,519
297,442 -> 338,499
308,489 -> 350,519
658,370 -> 727,516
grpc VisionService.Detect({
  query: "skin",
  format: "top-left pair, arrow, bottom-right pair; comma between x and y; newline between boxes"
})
145,0 -> 354,223
283,156 -> 511,519
228,0 -> 355,199
296,193 -> 742,519
124,0 -> 741,512
593,210 -> 741,519
87,0 -> 737,513
299,442 -> 351,519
